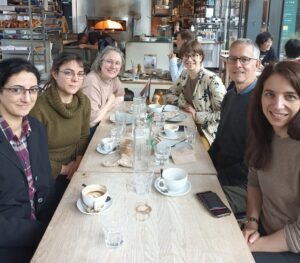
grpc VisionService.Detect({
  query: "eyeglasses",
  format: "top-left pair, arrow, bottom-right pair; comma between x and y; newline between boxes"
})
3,85 -> 40,96
183,53 -> 200,59
227,56 -> 257,65
59,70 -> 85,79
103,59 -> 122,67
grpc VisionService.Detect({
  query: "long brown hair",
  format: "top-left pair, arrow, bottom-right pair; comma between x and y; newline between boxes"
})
245,61 -> 300,169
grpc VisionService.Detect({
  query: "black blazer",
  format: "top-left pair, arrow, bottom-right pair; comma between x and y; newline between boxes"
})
0,116 -> 56,263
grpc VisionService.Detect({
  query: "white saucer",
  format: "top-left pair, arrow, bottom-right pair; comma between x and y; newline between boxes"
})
154,178 -> 192,197
96,144 -> 117,155
163,105 -> 179,112
76,196 -> 112,215
159,131 -> 180,140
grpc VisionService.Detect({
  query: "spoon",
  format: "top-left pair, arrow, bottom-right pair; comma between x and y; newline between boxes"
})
158,168 -> 168,193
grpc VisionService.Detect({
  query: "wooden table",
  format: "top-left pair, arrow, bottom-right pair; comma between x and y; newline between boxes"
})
31,171 -> 254,263
78,105 -> 216,175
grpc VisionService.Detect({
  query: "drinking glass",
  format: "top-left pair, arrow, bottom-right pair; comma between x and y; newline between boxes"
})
184,126 -> 197,144
134,170 -> 154,221
154,144 -> 171,166
101,211 -> 127,249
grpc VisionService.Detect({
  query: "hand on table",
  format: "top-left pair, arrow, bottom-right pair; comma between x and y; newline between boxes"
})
61,156 -> 83,180
182,104 -> 196,119
243,221 -> 261,251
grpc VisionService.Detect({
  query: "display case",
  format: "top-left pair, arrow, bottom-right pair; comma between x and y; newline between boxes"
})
0,1 -> 62,79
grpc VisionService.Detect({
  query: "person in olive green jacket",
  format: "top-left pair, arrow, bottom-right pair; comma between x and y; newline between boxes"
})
30,52 -> 91,197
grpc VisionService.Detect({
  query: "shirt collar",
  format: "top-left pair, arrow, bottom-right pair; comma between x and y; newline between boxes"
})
0,115 -> 31,141
235,80 -> 257,95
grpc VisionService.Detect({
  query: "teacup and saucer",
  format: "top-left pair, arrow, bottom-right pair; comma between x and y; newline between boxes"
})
96,137 -> 117,154
159,124 -> 180,140
77,184 -> 112,215
155,167 -> 191,196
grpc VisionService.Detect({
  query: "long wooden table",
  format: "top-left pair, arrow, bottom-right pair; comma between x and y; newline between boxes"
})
78,104 -> 216,175
31,171 -> 254,263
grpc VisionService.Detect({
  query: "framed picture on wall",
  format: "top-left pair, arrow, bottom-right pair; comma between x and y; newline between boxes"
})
144,54 -> 157,74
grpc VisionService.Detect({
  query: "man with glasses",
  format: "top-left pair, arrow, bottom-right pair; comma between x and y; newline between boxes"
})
209,39 -> 261,214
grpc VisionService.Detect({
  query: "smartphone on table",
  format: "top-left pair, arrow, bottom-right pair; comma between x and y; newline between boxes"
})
196,191 -> 231,218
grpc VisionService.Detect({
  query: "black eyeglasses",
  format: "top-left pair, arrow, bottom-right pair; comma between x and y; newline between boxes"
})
183,53 -> 200,59
59,70 -> 85,79
227,56 -> 257,65
3,85 -> 40,96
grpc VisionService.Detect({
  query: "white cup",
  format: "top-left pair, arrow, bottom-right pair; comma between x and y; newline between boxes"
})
101,137 -> 115,152
164,124 -> 179,138
81,184 -> 108,211
162,168 -> 188,191
148,103 -> 162,113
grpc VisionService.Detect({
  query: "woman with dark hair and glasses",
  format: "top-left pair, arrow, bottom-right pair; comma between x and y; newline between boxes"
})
30,51 -> 90,198
0,58 -> 56,263
166,40 -> 226,147
244,61 -> 300,262
81,46 -> 125,135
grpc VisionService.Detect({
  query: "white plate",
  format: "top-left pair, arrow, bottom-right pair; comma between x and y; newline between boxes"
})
163,105 -> 179,112
76,196 -> 112,215
110,112 -> 134,125
166,113 -> 187,123
159,131 -> 180,140
154,178 -> 192,197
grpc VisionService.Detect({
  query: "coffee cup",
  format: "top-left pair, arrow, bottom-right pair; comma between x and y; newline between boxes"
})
101,137 -> 114,152
164,124 -> 179,138
148,103 -> 162,113
162,168 -> 187,191
81,184 -> 108,211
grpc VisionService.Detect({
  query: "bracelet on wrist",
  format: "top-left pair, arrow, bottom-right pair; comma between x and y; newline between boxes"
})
247,216 -> 259,225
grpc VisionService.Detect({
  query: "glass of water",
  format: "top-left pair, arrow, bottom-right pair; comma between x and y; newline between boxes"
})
184,125 -> 197,144
102,211 -> 127,249
154,144 -> 171,166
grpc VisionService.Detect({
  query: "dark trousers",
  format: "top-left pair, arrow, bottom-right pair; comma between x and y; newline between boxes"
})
55,174 -> 69,203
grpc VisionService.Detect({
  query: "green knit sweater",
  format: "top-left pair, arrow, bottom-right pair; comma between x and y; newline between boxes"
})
30,86 -> 91,178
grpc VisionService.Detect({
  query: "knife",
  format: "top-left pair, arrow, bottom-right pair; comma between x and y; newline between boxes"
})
171,138 -> 186,148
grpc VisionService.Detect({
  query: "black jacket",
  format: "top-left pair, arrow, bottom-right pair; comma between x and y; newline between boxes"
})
0,116 -> 56,263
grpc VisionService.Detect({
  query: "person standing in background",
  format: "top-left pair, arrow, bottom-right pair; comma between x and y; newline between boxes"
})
0,58 -> 56,263
244,61 -> 300,262
209,39 -> 261,214
168,29 -> 194,81
255,32 -> 277,67
30,52 -> 90,199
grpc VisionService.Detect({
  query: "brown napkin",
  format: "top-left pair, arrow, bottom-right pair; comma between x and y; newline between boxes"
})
171,147 -> 197,165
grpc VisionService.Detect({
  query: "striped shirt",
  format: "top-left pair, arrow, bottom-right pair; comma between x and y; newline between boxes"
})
0,115 -> 36,219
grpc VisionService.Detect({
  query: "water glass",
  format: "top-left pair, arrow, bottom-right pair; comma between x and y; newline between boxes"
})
134,171 -> 154,195
154,144 -> 171,166
184,126 -> 197,144
102,212 -> 127,249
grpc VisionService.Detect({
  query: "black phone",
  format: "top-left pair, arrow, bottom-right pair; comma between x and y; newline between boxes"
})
178,125 -> 185,132
196,191 -> 231,218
